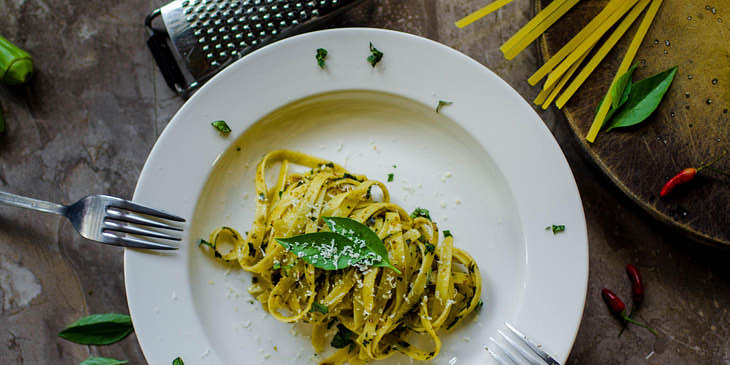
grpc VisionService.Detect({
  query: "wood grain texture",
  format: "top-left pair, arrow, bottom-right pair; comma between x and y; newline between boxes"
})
537,0 -> 730,246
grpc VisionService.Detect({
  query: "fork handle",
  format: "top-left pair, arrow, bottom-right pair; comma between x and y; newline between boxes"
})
0,191 -> 66,215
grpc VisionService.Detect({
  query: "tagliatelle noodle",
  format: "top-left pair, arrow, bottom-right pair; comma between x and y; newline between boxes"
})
202,150 -> 482,364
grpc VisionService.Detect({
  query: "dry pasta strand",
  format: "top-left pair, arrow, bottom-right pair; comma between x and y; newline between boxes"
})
501,0 -> 580,60
455,0 -> 515,28
556,0 -> 652,109
586,0 -> 664,143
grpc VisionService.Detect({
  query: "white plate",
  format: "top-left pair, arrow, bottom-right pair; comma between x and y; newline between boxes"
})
125,28 -> 587,365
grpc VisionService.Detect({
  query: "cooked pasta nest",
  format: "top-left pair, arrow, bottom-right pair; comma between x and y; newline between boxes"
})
202,150 -> 482,364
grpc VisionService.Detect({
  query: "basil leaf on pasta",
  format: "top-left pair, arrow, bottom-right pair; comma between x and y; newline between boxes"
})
323,216 -> 401,274
275,232 -> 377,270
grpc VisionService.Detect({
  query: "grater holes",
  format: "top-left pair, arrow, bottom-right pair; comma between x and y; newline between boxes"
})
182,0 -> 190,5
262,13 -> 271,20
306,1 -> 315,7
266,22 -> 274,28
311,8 -> 319,16
274,12 -> 283,20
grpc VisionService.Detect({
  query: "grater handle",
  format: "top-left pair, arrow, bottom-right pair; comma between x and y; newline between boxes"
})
145,9 -> 191,95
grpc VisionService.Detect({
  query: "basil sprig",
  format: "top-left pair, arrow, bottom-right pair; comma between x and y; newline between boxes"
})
173,357 -> 185,365
58,313 -> 133,345
80,358 -> 128,365
274,217 -> 400,274
599,65 -> 678,131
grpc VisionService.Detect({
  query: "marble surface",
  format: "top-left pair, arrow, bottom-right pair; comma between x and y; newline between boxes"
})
0,0 -> 728,364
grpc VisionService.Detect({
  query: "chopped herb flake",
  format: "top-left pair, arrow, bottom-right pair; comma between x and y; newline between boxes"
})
278,191 -> 283,198
310,302 -> 328,314
424,242 -> 435,254
392,164 -> 397,168
198,239 -> 214,248
331,323 -> 355,349
410,207 -> 431,220
211,120 -> 231,135
387,173 -> 394,182
546,224 -> 566,234
436,100 -> 453,113
316,48 -> 328,68
443,230 -> 452,238
258,192 -> 266,201
474,298 -> 484,312
325,162 -> 335,168
367,42 -> 384,67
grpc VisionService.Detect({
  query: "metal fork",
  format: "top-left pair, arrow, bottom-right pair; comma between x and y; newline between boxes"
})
486,322 -> 561,365
0,191 -> 184,250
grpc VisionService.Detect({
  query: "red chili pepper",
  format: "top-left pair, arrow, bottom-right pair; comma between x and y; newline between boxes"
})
625,264 -> 644,308
601,288 -> 658,335
660,151 -> 727,197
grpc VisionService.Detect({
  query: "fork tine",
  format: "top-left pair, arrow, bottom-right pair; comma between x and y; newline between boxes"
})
106,208 -> 183,231
106,197 -> 185,222
102,231 -> 178,250
490,337 -> 521,365
497,330 -> 542,365
505,323 -> 561,365
485,344 -> 513,365
104,219 -> 182,241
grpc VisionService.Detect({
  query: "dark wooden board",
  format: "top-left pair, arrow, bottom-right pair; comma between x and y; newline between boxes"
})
536,0 -> 730,247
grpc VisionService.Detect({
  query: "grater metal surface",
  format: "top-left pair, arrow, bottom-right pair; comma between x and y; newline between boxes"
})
146,0 -> 365,96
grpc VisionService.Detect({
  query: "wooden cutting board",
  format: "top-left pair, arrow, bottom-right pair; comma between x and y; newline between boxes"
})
536,0 -> 730,247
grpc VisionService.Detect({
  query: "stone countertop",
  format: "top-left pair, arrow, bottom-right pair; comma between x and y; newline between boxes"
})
0,0 -> 728,364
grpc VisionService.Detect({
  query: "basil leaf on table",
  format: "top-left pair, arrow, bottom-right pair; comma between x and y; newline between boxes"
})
80,357 -> 128,365
610,63 -> 638,109
605,65 -> 678,131
58,313 -> 133,345
323,216 -> 401,274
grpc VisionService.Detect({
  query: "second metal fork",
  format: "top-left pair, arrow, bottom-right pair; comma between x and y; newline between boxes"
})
487,322 -> 561,365
0,191 -> 184,250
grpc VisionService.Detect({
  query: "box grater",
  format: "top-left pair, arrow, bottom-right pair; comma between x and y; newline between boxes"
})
145,0 -> 365,97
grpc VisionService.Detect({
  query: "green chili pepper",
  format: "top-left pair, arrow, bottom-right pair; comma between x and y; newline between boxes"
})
0,35 -> 34,85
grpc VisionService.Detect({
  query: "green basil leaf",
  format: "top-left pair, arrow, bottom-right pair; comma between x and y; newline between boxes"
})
610,63 -> 638,109
597,81 -> 632,127
80,357 -> 128,365
323,216 -> 401,274
275,232 -> 373,270
172,357 -> 184,365
606,66 -> 678,131
58,313 -> 133,345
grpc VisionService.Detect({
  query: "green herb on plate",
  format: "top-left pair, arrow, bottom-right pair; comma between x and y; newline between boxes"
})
436,100 -> 453,113
316,48 -> 328,68
310,302 -> 329,314
546,224 -> 566,234
387,173 -> 394,182
367,42 -> 383,67
410,207 -> 431,220
211,120 -> 231,135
